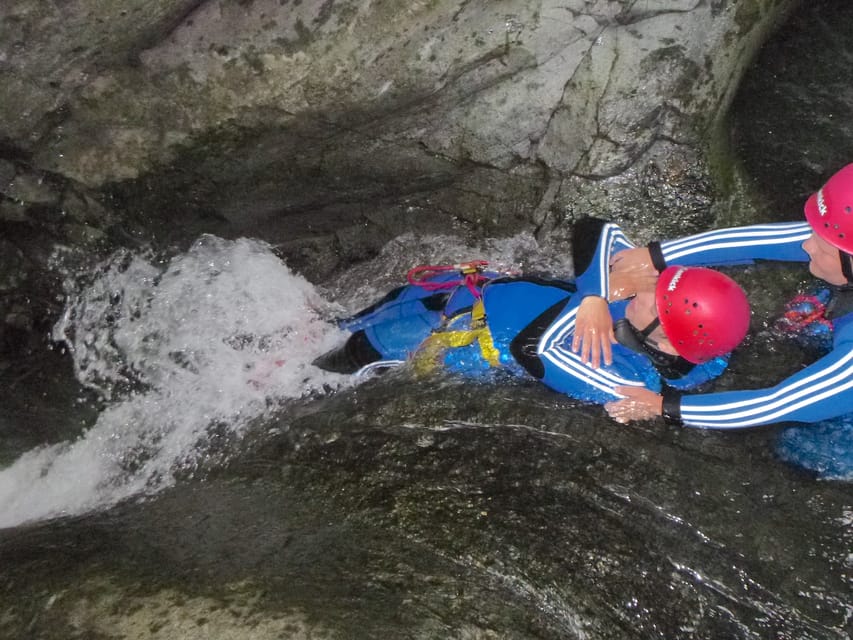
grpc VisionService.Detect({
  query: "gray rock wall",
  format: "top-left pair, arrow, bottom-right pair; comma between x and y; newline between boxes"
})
3,1 -> 799,225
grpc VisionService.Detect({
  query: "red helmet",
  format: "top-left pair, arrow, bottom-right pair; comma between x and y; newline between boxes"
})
656,266 -> 750,364
804,163 -> 853,254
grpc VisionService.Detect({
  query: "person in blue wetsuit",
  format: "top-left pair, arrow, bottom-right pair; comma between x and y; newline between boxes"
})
314,218 -> 751,406
596,163 -> 853,435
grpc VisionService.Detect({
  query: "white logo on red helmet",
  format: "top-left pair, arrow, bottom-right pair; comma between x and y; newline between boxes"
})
817,188 -> 828,216
666,267 -> 687,292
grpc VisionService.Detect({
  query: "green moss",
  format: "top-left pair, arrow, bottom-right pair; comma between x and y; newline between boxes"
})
733,0 -> 762,33
704,111 -> 766,227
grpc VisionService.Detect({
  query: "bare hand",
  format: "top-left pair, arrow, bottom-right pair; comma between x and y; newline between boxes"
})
572,296 -> 616,368
605,385 -> 663,423
609,247 -> 658,301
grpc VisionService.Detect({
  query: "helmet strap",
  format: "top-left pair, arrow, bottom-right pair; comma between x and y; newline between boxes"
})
638,317 -> 661,339
840,250 -> 853,286
613,318 -> 694,379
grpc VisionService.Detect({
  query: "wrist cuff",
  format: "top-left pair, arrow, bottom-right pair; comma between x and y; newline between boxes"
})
647,242 -> 667,273
661,388 -> 683,426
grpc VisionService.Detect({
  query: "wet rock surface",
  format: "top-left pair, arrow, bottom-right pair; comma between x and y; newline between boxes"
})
731,0 -> 853,218
1,381 -> 851,639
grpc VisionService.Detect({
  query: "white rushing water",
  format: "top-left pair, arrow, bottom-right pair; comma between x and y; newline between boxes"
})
0,235 -> 351,529
0,230 -> 571,529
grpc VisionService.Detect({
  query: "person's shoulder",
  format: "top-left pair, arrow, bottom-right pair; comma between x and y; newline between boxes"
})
832,311 -> 853,340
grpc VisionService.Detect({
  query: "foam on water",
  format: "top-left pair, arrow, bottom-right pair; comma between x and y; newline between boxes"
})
0,235 -> 350,529
777,419 -> 853,481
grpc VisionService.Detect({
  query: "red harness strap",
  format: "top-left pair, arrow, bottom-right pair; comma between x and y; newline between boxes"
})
406,261 -> 490,298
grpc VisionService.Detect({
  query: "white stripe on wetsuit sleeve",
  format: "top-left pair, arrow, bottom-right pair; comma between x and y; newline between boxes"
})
537,303 -> 644,396
601,225 -> 636,296
662,223 -> 809,252
537,221 -> 632,350
661,223 -> 811,263
540,345 -> 646,395
538,305 -> 577,354
681,348 -> 853,428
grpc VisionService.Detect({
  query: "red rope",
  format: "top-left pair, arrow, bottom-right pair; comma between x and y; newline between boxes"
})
777,294 -> 833,332
406,261 -> 490,298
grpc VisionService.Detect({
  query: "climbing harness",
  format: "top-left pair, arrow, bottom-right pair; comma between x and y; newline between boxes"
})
412,298 -> 500,375
775,290 -> 834,353
777,293 -> 833,333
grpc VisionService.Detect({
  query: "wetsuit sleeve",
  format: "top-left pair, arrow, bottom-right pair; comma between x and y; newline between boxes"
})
676,328 -> 853,429
535,299 -> 660,404
573,222 -> 637,299
664,355 -> 729,391
329,277 -> 457,367
657,222 -> 811,267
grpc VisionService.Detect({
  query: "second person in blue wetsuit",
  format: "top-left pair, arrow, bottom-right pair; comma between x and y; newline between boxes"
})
314,218 -> 751,406
594,162 -> 853,430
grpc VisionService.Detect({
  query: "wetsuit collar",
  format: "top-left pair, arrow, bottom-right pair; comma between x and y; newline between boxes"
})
613,318 -> 695,379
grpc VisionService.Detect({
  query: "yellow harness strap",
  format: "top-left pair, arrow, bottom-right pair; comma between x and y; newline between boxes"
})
413,300 -> 500,374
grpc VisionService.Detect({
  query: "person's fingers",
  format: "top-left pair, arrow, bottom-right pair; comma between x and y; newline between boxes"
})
602,331 -> 614,365
606,400 -> 645,422
573,296 -> 614,366
574,323 -> 587,357
579,331 -> 617,368
582,329 -> 594,366
604,399 -> 631,423
589,336 -> 600,369
606,385 -> 663,422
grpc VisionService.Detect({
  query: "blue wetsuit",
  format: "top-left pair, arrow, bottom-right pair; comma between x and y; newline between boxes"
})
646,221 -> 853,430
319,221 -> 730,405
